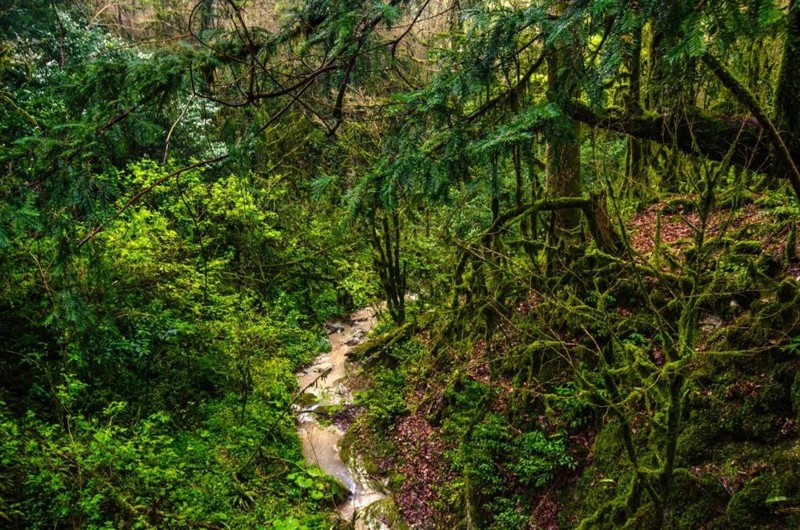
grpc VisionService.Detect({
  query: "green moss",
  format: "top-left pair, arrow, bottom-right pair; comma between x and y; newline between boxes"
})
575,473 -> 639,529
339,426 -> 355,467
771,442 -> 800,498
572,421 -> 634,527
662,197 -> 697,214
726,477 -> 772,527
792,373 -> 800,423
296,392 -> 319,408
676,421 -> 716,464
361,498 -> 409,529
756,253 -> 783,278
777,278 -> 800,303
668,471 -> 729,529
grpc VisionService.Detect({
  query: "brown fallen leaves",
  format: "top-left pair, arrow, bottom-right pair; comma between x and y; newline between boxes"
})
628,198 -> 798,262
387,413 -> 455,528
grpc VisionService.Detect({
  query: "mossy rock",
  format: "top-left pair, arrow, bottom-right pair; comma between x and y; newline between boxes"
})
725,471 -> 800,528
360,498 -> 409,529
720,315 -> 770,351
592,420 -> 627,469
572,422 -> 634,526
662,197 -> 697,214
339,426 -> 356,466
732,240 -> 764,256
676,421 -> 717,464
574,474 -> 637,529
668,471 -> 729,529
296,392 -> 320,407
725,391 -> 783,442
792,373 -> 800,423
771,442 -> 800,497
755,253 -> 783,278
777,278 -> 800,304
750,295 -> 800,342
726,477 -> 772,527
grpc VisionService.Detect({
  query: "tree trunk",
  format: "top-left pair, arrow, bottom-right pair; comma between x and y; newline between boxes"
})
776,0 -> 800,159
546,44 -> 583,236
625,24 -> 645,199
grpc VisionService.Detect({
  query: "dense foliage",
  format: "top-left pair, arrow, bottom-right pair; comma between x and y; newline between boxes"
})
2,0 -> 800,528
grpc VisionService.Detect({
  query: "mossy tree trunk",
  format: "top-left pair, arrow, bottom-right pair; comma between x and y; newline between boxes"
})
546,8 -> 583,238
625,23 -> 646,201
776,0 -> 800,160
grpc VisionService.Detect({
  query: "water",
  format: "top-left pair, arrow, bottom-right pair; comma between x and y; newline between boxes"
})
295,307 -> 394,529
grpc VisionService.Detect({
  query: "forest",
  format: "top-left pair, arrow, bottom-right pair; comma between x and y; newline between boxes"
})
1,0 -> 800,528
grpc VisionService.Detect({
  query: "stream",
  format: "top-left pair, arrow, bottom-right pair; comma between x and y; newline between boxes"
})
295,307 -> 394,529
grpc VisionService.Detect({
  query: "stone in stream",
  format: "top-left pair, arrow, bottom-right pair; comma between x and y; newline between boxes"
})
314,362 -> 334,374
325,322 -> 345,334
344,328 -> 367,346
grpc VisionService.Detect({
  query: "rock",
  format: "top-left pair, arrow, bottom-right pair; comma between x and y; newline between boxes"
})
314,362 -> 334,374
700,313 -> 723,332
730,299 -> 743,314
325,322 -> 345,334
345,328 -> 367,346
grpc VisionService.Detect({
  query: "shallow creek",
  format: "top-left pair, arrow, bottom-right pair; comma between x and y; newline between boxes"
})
295,307 -> 389,528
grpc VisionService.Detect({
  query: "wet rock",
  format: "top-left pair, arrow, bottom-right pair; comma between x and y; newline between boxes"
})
345,328 -> 367,346
314,362 -> 334,374
326,322 -> 346,334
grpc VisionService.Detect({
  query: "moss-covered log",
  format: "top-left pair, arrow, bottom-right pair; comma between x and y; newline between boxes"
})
347,321 -> 416,360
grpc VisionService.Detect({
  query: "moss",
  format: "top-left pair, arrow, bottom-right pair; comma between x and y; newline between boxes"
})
359,449 -> 381,477
777,278 -> 800,304
667,470 -> 729,529
662,197 -> 697,214
296,392 -> 319,407
361,498 -> 409,529
771,442 -> 800,498
339,426 -> 355,467
574,477 -> 635,529
572,421 -> 634,526
787,221 -> 797,262
792,373 -> 800,423
676,421 -> 716,464
756,253 -> 784,278
592,420 -> 627,468
726,477 -> 772,527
